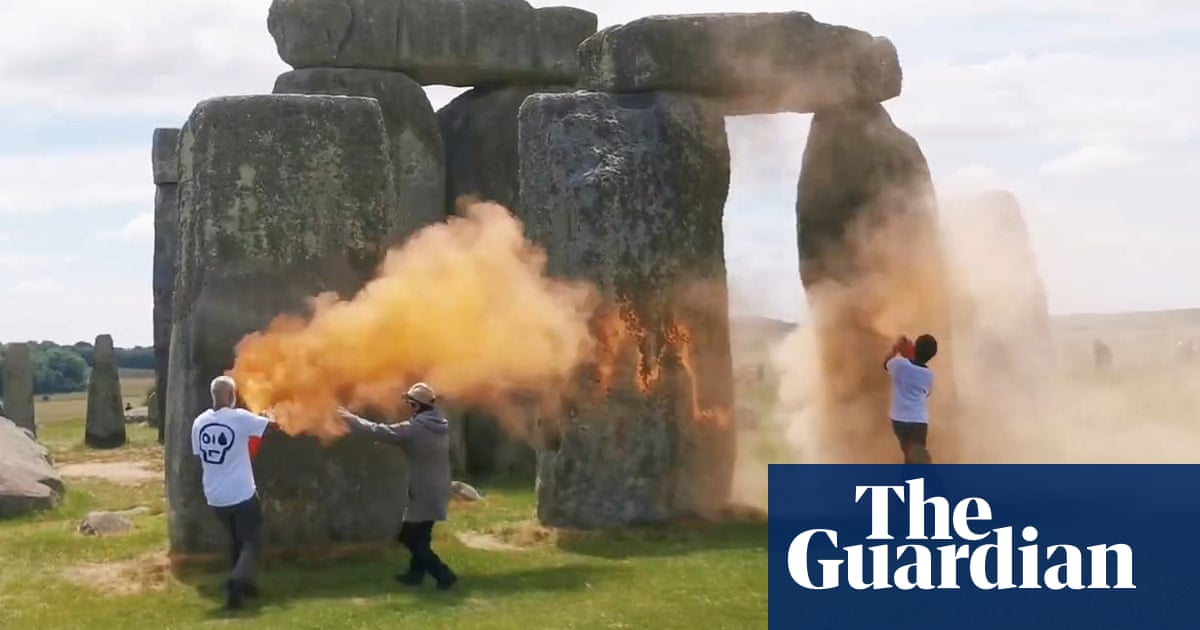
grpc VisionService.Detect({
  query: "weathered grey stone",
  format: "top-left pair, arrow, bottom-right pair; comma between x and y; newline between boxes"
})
85,335 -> 127,449
795,102 -> 956,463
124,406 -> 149,424
274,68 -> 444,240
579,13 -> 901,115
942,191 -> 1051,461
1,343 -> 35,435
79,511 -> 134,536
267,0 -> 597,86
439,85 -> 567,215
152,127 -> 180,184
153,139 -> 180,442
519,91 -> 737,528
146,391 -> 160,427
168,94 -> 407,553
0,417 -> 63,518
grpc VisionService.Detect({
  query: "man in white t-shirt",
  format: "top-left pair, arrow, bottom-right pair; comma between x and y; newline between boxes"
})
884,335 -> 938,464
191,375 -> 275,610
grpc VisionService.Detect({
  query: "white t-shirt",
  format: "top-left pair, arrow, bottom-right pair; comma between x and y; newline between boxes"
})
191,407 -> 270,508
886,356 -> 934,423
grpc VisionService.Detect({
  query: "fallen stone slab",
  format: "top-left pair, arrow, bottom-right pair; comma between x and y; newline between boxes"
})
79,511 -> 135,536
267,0 -> 597,86
578,12 -> 901,115
0,417 -> 64,518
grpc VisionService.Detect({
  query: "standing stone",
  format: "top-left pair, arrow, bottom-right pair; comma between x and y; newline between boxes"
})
85,335 -> 127,449
1,343 -> 35,435
274,69 -> 445,240
796,102 -> 957,463
168,94 -> 406,553
267,0 -> 597,87
438,85 -> 568,214
942,190 -> 1051,456
439,85 -> 564,475
579,13 -> 900,115
152,127 -> 181,443
519,91 -> 736,528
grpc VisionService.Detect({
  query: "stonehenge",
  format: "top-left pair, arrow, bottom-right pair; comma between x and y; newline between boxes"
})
152,126 -> 180,443
795,102 -> 957,463
167,94 -> 409,552
273,69 -> 445,241
152,3 -> 1040,541
267,0 -> 597,86
85,334 -> 127,449
520,91 -> 736,526
578,12 -> 901,115
1,343 -> 36,435
942,190 -> 1052,457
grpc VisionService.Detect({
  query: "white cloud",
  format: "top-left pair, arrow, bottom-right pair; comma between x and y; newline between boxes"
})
0,253 -> 80,269
118,212 -> 155,243
6,278 -> 59,296
0,147 -> 149,214
0,279 -> 148,345
1042,144 -> 1149,177
1,0 -> 1199,340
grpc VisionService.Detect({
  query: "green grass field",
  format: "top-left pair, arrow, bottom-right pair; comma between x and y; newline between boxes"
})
1,375 -> 768,629
4,310 -> 1198,628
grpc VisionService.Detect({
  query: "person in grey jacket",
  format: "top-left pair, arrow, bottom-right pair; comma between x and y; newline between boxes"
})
338,382 -> 457,590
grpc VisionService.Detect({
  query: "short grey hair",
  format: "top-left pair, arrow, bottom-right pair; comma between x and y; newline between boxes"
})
210,375 -> 237,403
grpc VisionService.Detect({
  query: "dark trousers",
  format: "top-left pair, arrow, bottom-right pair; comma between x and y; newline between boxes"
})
399,521 -> 455,583
213,495 -> 263,586
891,421 -> 930,464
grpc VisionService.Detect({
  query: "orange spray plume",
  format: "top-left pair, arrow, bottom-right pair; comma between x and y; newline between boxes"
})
228,199 -> 600,440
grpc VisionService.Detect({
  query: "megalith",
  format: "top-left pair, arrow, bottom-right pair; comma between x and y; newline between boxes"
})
578,13 -> 900,115
438,85 -> 572,477
152,127 -> 181,443
942,190 -> 1051,456
1,343 -> 35,435
274,69 -> 445,240
438,86 -> 560,214
796,102 -> 957,463
85,334 -> 127,449
168,94 -> 407,553
0,417 -> 64,518
267,0 -> 597,86
519,91 -> 736,528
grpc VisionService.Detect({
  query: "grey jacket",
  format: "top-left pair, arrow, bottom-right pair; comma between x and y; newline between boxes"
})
345,408 -> 452,523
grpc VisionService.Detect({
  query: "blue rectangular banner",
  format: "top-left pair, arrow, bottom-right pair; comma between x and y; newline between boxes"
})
768,465 -> 1200,629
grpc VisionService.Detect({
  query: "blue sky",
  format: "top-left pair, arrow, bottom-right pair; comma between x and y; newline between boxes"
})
2,0 -> 1199,346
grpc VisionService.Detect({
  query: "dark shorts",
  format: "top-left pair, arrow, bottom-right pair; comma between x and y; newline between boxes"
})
891,420 -> 929,447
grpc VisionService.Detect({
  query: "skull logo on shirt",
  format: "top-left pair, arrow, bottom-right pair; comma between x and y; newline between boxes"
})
198,423 -> 235,465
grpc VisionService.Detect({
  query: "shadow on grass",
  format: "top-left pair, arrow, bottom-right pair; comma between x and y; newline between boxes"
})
556,518 -> 768,560
172,544 -> 621,618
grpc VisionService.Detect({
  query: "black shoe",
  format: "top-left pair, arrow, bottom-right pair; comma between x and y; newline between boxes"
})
395,572 -> 425,587
435,571 -> 458,591
224,580 -> 245,610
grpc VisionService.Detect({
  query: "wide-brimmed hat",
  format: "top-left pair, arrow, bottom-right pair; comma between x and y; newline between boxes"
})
406,382 -> 437,406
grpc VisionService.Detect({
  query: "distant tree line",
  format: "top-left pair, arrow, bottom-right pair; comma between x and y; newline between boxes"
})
0,341 -> 155,396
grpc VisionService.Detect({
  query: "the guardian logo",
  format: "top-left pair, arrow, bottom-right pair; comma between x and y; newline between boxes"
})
788,478 -> 1136,591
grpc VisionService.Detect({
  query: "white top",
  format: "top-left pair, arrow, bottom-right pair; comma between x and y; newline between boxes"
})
191,407 -> 270,508
886,356 -> 934,423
